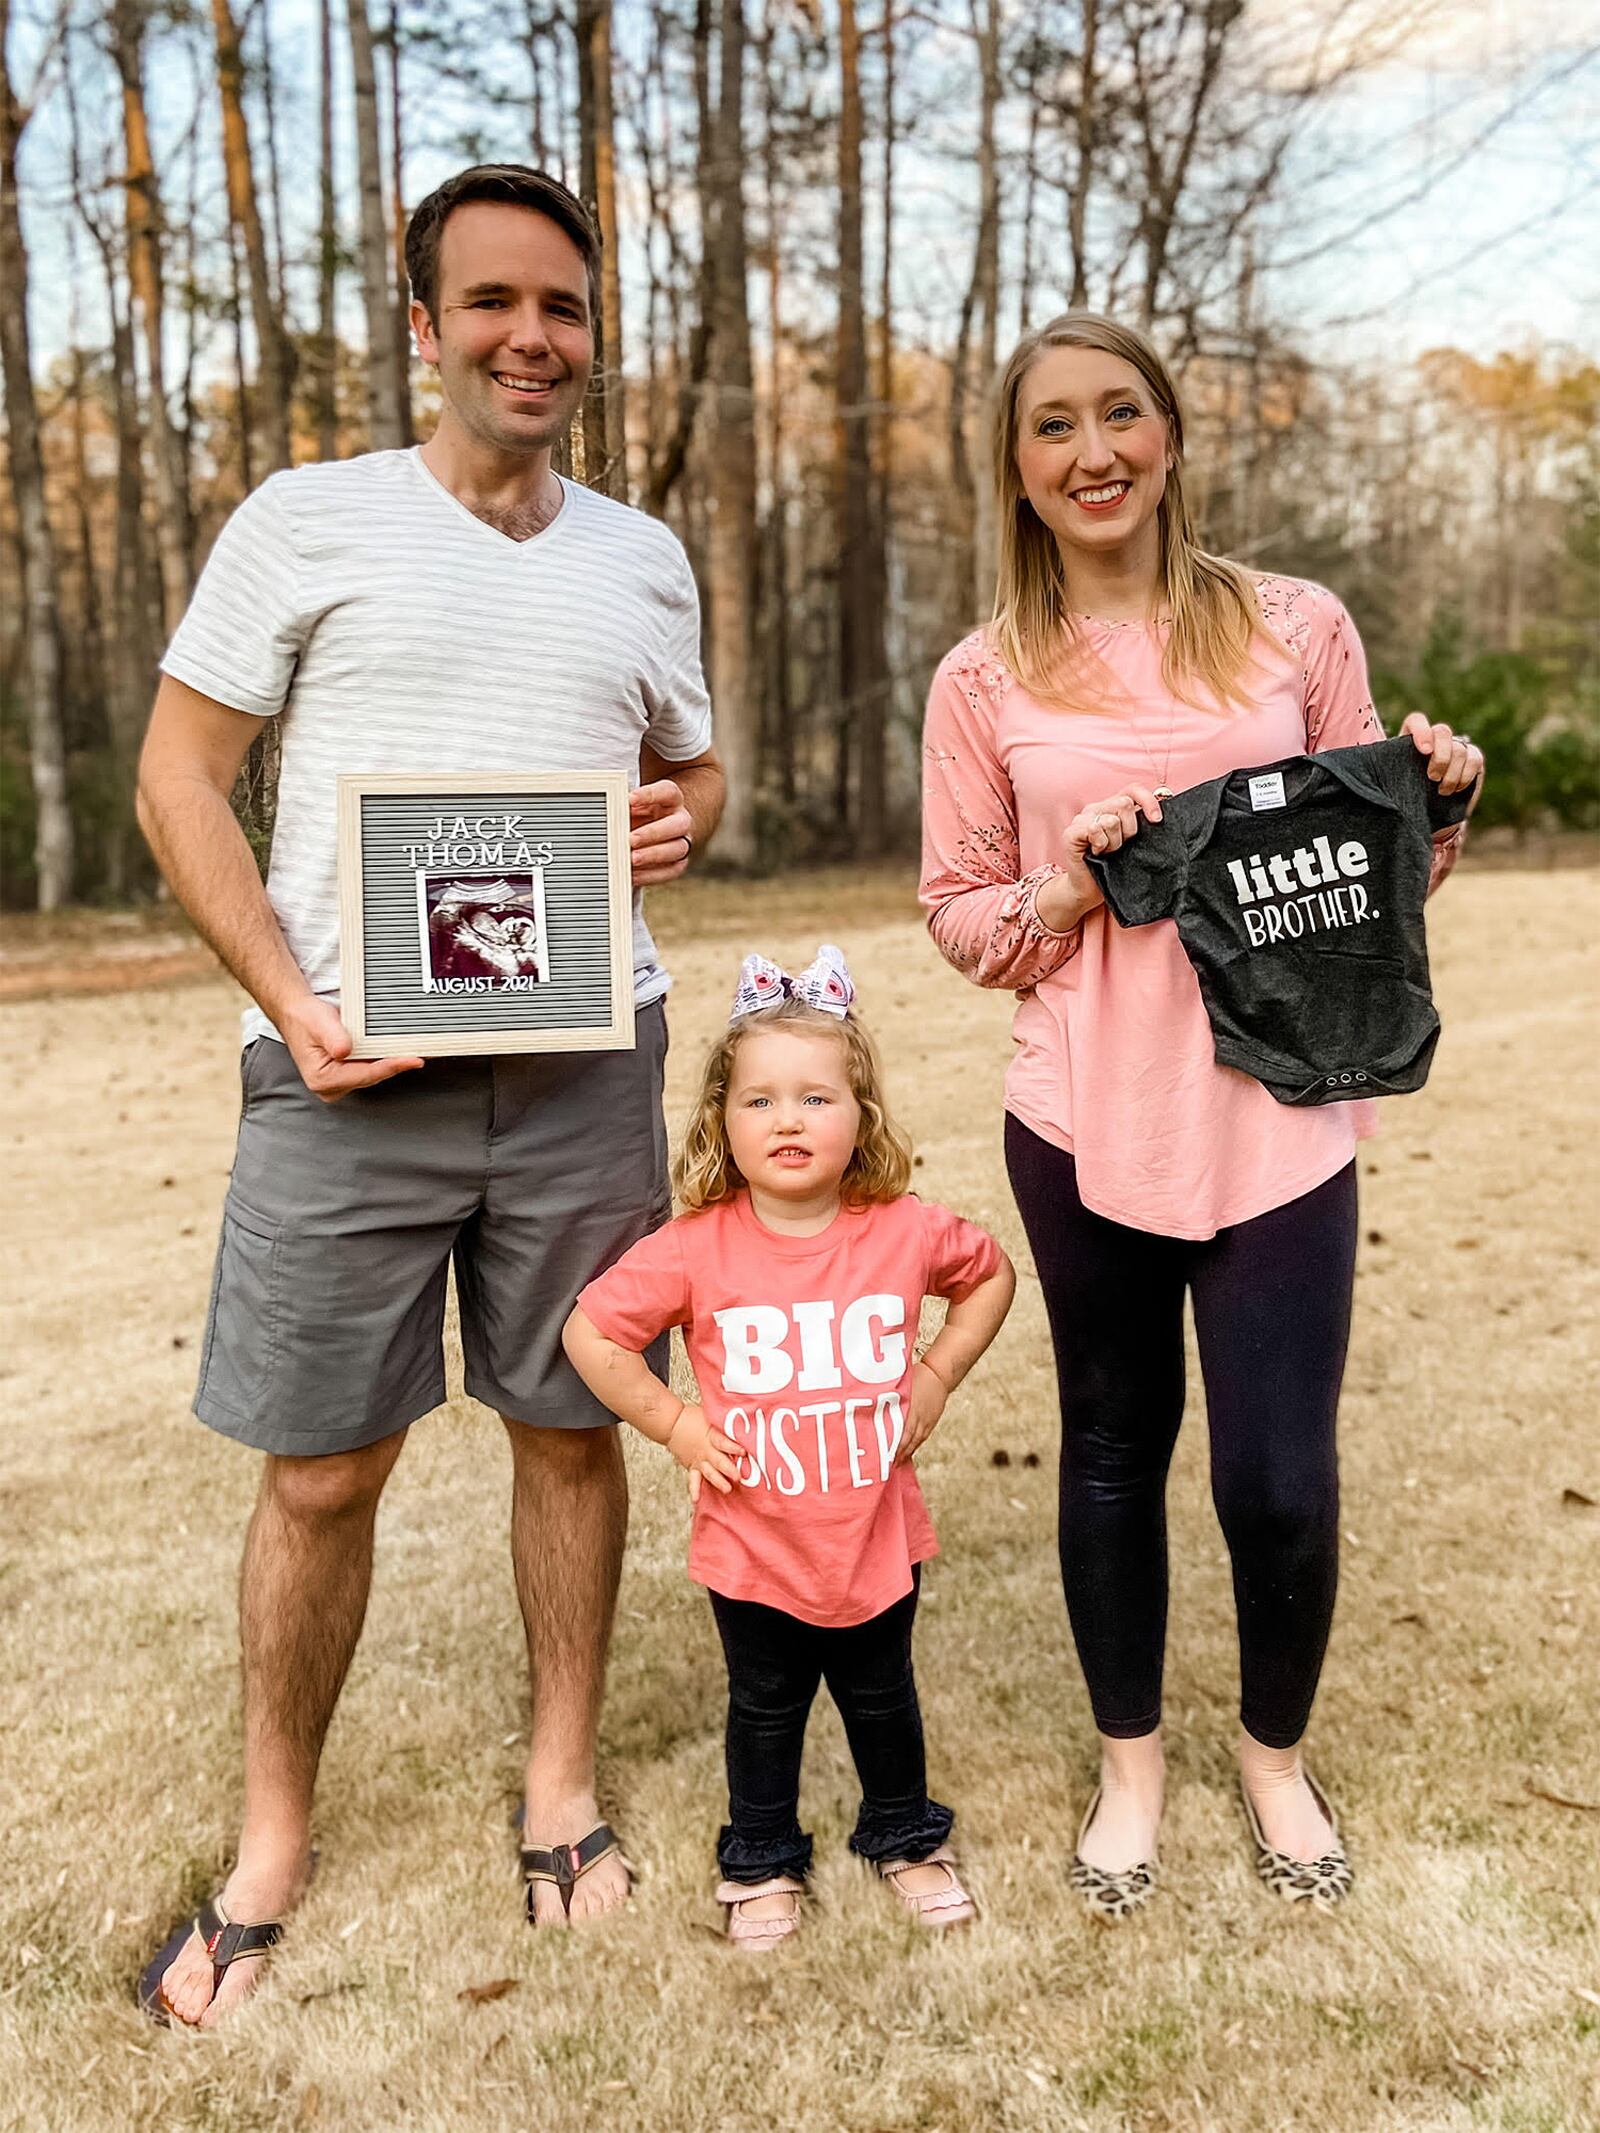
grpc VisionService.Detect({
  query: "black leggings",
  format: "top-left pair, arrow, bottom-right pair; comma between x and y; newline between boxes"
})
1005,1117 -> 1357,1750
708,1570 -> 953,1883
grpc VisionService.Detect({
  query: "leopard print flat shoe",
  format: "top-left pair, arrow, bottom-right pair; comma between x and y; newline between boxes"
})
1239,1771 -> 1353,1908
1069,1787 -> 1159,1920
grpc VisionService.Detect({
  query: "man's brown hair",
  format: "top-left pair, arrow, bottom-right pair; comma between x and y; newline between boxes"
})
404,164 -> 601,325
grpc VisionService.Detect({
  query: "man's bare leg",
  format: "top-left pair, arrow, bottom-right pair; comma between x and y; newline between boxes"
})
158,1431 -> 407,2025
504,1418 -> 630,1925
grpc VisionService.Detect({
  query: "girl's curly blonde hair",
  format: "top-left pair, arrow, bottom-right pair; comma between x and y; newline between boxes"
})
673,998 -> 913,1212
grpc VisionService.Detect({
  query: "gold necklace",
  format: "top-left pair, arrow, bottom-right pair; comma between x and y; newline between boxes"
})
1122,668 -> 1178,800
1070,604 -> 1178,796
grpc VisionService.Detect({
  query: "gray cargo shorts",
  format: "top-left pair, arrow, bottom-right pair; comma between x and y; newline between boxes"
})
194,1002 -> 670,1456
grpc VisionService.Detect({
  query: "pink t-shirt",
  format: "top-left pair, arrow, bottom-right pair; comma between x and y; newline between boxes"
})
919,576 -> 1465,1240
577,1192 -> 1003,1628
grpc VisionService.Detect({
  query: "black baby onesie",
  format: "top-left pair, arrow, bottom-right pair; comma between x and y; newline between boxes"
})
1089,737 -> 1475,1105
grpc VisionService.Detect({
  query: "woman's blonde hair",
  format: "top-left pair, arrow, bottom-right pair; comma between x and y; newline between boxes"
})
674,998 -> 913,1212
991,311 -> 1274,713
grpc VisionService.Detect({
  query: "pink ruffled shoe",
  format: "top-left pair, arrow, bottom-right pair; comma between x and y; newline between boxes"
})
716,1874 -> 805,1951
875,1844 -> 977,1927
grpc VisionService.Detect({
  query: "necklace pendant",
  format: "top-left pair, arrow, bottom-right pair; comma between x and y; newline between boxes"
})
1154,786 -> 1174,800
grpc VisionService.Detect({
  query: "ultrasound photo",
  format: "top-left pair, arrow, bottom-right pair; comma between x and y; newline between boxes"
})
417,872 -> 550,991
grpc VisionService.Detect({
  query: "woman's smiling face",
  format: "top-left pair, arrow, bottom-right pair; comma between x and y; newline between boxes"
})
1013,344 -> 1172,568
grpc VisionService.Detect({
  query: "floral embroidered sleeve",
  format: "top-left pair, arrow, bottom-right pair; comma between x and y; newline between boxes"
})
1264,575 -> 1465,899
918,637 -> 1082,991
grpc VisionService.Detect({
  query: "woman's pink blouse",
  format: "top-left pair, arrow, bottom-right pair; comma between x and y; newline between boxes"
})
919,576 -> 1465,1240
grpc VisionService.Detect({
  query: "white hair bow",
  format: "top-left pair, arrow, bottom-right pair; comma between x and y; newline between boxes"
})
730,943 -> 856,1023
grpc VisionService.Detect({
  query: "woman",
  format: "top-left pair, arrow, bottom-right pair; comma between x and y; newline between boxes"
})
919,314 -> 1482,1913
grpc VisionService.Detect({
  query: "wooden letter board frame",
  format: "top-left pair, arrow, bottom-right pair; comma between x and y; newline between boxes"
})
337,772 -> 634,1058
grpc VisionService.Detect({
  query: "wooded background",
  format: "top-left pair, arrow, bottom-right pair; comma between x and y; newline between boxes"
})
2,0 -> 1597,910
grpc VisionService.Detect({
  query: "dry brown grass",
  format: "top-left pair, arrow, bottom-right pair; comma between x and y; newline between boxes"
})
2,862 -> 1597,2133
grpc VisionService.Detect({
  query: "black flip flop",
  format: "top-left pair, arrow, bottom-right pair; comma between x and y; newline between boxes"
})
136,1896 -> 284,2028
515,1811 -> 628,1924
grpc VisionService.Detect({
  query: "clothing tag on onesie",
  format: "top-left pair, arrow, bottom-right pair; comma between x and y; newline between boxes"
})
1248,771 -> 1287,811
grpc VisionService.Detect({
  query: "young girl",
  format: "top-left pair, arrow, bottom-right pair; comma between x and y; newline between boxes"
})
563,945 -> 1014,1948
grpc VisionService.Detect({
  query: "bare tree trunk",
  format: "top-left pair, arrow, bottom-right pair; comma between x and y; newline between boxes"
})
571,3 -> 622,499
1068,0 -> 1098,307
759,0 -> 792,804
67,294 -> 117,889
524,0 -> 548,165
836,0 -> 889,851
575,3 -> 605,489
877,0 -> 894,579
575,0 -> 626,498
1128,0 -> 1234,329
947,266 -> 977,628
1231,236 -> 1258,552
636,17 -> 667,488
214,16 -> 287,850
385,5 -> 414,445
645,0 -> 714,517
943,0 -> 1002,633
65,273 -> 105,765
550,8 -> 576,187
315,0 -> 339,459
65,25 -> 151,875
591,3 -> 625,500
111,0 -> 191,634
705,0 -> 758,864
348,0 -> 405,449
176,71 -> 202,511
554,21 -> 576,191
258,0 -> 289,315
970,0 -> 1000,620
212,0 -> 293,471
64,309 -> 123,897
110,286 -> 153,842
1019,39 -> 1041,328
1492,421 -> 1523,648
0,29 -> 74,907
227,216 -> 256,493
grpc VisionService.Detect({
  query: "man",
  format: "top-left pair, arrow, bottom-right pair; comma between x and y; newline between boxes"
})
135,165 -> 724,2027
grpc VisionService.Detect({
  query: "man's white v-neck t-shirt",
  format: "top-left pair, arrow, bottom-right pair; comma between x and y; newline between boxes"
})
162,447 -> 713,1046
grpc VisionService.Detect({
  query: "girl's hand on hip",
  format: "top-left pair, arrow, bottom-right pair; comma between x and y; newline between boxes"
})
1400,712 -> 1486,805
895,1362 -> 950,1467
666,1403 -> 742,1496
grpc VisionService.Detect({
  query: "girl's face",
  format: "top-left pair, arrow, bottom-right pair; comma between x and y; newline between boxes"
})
725,1027 -> 862,1203
1013,345 -> 1171,568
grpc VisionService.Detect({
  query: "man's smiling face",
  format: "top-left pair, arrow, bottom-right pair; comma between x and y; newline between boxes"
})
411,200 -> 594,456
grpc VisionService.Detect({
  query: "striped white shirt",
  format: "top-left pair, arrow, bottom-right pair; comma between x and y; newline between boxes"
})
162,447 -> 713,1045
